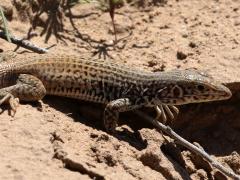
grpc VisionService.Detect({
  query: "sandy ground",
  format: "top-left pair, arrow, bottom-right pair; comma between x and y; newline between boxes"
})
0,0 -> 240,179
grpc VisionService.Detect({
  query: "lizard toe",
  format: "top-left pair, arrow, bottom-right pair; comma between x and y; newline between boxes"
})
9,97 -> 19,116
0,92 -> 19,116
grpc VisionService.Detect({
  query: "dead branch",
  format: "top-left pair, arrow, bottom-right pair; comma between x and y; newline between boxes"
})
134,110 -> 240,180
0,30 -> 48,53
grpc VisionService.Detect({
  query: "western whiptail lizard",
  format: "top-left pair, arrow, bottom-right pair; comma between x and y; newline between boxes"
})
0,54 -> 232,133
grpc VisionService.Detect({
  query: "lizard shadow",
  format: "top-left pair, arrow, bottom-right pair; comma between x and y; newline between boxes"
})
41,96 -> 148,150
175,101 -> 240,156
41,96 -> 240,178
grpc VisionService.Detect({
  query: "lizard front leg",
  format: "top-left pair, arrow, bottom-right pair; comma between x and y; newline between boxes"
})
104,98 -> 135,133
0,74 -> 46,115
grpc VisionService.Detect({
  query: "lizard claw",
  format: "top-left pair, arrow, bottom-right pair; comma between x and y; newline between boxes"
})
0,93 -> 19,116
9,97 -> 19,116
154,105 -> 179,124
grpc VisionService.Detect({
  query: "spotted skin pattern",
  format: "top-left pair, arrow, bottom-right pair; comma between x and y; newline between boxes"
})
0,54 -> 232,133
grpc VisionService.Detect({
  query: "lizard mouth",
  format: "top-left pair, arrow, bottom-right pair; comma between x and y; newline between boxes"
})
185,92 -> 230,98
186,92 -> 232,103
160,92 -> 232,105
184,85 -> 232,100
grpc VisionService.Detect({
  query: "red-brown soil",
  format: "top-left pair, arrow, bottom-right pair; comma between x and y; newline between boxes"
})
0,0 -> 240,179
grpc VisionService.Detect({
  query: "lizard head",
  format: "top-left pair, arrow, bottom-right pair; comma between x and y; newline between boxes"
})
154,69 -> 232,105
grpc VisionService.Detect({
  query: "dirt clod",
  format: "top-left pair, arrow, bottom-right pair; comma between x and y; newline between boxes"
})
176,51 -> 187,60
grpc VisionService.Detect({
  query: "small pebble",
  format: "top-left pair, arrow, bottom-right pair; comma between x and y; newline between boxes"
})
177,51 -> 187,60
189,42 -> 197,48
234,18 -> 240,26
147,60 -> 158,67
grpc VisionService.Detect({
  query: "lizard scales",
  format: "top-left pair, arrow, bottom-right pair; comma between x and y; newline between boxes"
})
0,54 -> 232,132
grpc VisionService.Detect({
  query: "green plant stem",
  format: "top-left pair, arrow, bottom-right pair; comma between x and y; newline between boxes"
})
0,6 -> 11,42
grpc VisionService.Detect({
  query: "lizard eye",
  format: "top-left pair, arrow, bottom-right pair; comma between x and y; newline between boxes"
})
197,85 -> 205,91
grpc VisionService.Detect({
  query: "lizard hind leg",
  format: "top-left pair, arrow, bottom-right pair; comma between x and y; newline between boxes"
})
0,74 -> 46,115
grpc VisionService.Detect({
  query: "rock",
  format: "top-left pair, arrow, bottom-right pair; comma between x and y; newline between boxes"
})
177,51 -> 187,60
189,42 -> 197,48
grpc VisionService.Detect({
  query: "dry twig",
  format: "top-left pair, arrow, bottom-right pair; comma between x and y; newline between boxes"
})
0,30 -> 48,53
134,110 -> 240,180
0,6 -> 11,42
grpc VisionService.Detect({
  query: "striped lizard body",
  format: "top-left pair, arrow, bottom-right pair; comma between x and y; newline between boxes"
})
0,54 -> 232,133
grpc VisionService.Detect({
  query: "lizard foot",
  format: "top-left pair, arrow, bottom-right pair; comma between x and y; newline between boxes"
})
0,92 -> 19,116
154,105 -> 179,124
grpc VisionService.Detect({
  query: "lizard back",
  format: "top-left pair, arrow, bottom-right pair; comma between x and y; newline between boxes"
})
0,54 -> 232,106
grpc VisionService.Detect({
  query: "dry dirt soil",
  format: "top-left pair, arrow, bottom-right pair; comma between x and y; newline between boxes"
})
0,0 -> 240,179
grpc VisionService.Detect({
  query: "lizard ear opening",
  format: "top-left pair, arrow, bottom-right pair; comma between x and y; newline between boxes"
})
197,85 -> 205,91
172,85 -> 183,97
